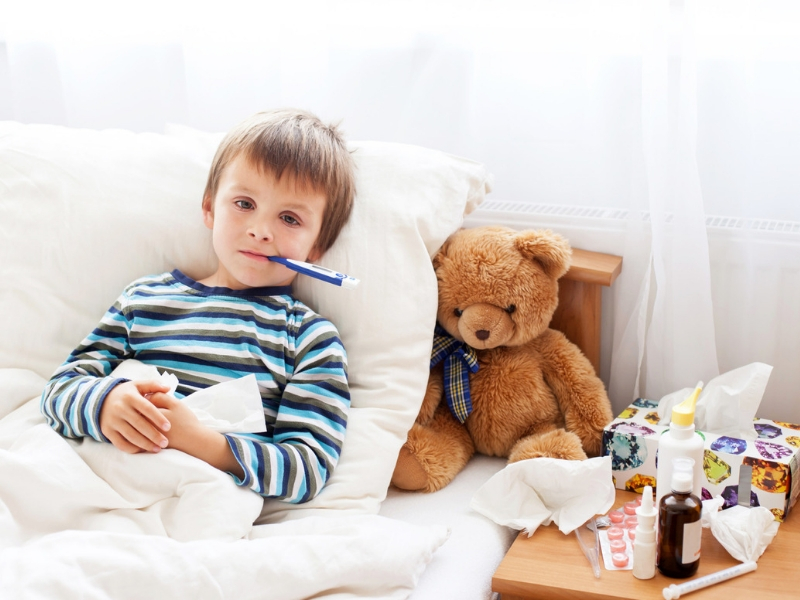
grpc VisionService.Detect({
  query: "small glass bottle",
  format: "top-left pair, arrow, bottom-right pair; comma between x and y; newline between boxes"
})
657,458 -> 702,578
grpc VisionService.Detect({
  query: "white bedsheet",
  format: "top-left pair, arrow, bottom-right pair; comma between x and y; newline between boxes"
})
0,369 -> 449,600
381,456 -> 515,600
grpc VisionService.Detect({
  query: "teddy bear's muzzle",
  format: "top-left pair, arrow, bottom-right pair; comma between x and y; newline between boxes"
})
457,303 -> 515,349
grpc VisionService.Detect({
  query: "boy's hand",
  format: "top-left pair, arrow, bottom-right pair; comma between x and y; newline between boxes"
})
146,393 -> 203,453
100,380 -> 172,454
148,393 -> 245,478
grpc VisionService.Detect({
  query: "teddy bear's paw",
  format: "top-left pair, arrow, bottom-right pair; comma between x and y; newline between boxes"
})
508,430 -> 588,463
580,434 -> 604,458
391,446 -> 431,491
391,415 -> 475,492
570,423 -> 609,457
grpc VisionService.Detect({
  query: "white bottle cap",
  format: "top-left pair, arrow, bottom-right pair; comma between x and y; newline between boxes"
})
636,485 -> 656,520
671,457 -> 694,493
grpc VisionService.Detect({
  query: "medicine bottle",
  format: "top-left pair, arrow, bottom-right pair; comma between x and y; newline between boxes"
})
657,458 -> 702,578
655,383 -> 705,510
632,484 -> 656,579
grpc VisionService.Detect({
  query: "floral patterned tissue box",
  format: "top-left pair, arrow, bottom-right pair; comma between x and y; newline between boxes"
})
602,398 -> 800,521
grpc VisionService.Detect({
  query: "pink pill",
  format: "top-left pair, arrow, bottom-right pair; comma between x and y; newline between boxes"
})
628,528 -> 636,541
607,527 -> 624,540
609,510 -> 625,524
609,539 -> 627,553
612,552 -> 629,567
623,502 -> 638,515
624,516 -> 638,529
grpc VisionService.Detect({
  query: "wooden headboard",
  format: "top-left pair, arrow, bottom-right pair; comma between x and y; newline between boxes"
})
550,248 -> 623,375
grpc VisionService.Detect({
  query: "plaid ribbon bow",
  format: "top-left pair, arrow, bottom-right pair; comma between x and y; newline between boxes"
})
430,323 -> 479,423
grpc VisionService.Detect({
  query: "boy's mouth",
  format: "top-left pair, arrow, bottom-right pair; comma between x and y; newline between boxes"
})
240,250 -> 271,262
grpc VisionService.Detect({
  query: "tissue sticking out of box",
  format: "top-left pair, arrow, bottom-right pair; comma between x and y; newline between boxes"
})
657,363 -> 773,440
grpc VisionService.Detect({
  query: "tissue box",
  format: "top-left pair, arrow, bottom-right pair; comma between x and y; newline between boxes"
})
602,398 -> 800,521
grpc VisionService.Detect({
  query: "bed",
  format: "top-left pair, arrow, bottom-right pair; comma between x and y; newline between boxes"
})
0,120 -> 613,599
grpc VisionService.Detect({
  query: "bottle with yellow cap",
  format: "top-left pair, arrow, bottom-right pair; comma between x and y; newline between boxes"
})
655,382 -> 705,510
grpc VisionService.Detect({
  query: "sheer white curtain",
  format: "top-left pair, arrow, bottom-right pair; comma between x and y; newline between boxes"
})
610,0 -> 720,406
609,0 -> 800,421
2,0 -> 799,419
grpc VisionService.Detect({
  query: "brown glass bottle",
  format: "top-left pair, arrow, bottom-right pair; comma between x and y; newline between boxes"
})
657,459 -> 702,578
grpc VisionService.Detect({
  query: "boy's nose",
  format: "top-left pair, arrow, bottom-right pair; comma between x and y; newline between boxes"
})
248,223 -> 272,241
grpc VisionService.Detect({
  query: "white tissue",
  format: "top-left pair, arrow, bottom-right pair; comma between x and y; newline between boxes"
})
470,455 -> 616,536
155,370 -> 179,395
179,375 -> 266,433
110,359 -> 266,434
657,362 -> 772,439
701,497 -> 780,562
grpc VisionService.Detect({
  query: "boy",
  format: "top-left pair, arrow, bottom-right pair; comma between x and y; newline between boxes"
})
40,109 -> 356,503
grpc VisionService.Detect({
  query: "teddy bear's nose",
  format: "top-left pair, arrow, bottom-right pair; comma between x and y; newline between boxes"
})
475,330 -> 490,341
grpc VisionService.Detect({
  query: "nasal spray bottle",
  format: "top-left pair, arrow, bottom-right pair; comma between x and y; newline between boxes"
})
655,383 -> 705,511
657,458 -> 702,578
632,485 -> 657,580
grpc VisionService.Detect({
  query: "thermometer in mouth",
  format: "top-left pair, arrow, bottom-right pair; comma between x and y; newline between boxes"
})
267,256 -> 360,289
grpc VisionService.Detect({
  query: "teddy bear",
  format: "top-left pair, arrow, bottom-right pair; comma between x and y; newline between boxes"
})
391,225 -> 614,493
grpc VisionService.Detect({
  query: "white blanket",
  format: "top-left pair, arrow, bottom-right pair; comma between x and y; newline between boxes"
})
0,369 -> 448,600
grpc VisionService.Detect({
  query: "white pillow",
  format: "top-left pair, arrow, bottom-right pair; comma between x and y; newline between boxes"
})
0,121 -> 491,518
0,122 -> 216,377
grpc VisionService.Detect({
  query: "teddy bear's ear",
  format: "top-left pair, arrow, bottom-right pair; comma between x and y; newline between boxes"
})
514,229 -> 572,280
432,238 -> 452,270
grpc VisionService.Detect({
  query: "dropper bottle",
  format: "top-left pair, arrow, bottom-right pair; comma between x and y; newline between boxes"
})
632,485 -> 656,579
655,382 -> 705,510
657,458 -> 702,578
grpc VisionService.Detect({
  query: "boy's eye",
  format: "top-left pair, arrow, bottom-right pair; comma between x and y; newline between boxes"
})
235,199 -> 254,210
281,214 -> 300,226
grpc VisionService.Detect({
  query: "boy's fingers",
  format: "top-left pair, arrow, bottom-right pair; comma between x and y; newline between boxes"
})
108,431 -> 145,454
119,422 -> 163,453
135,380 -> 172,394
133,395 -> 172,432
126,409 -> 169,449
146,392 -> 176,409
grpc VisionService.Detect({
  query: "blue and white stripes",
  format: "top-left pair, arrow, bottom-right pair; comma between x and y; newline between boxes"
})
41,270 -> 349,503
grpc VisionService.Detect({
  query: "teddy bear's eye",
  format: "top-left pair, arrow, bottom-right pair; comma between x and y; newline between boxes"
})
453,308 -> 463,318
505,304 -> 516,314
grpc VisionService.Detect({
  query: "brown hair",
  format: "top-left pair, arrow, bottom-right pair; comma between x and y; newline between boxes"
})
203,109 -> 356,256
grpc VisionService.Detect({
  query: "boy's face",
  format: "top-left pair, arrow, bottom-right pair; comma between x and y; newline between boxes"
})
201,154 -> 326,290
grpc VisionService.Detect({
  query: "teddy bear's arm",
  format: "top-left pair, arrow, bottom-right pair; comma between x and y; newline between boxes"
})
416,363 -> 445,425
535,329 -> 614,457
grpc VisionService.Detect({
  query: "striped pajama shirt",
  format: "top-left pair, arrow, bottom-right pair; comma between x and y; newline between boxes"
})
40,270 -> 350,503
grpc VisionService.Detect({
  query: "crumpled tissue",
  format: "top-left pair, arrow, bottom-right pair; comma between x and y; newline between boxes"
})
470,455 -> 616,536
110,359 -> 266,434
657,362 -> 772,440
701,496 -> 780,562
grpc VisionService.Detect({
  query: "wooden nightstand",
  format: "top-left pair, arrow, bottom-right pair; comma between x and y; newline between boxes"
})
492,490 -> 798,600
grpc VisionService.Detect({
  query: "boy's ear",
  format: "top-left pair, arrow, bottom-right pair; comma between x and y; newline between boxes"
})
202,198 -> 214,230
202,209 -> 214,230
306,247 -> 322,263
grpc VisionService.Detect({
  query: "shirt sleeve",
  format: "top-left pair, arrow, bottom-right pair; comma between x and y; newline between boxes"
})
224,313 -> 350,503
40,294 -> 134,442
